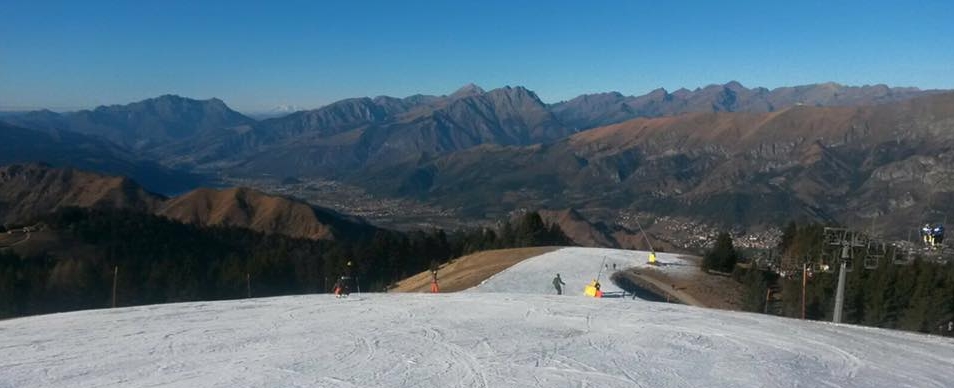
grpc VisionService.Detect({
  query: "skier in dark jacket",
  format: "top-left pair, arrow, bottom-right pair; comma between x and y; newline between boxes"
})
553,274 -> 566,295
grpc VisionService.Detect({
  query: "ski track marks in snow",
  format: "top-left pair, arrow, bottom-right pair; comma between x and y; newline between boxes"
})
468,247 -> 694,296
1,248 -> 954,387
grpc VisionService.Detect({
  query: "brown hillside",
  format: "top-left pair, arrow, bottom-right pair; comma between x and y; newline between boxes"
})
571,92 -> 954,155
0,164 -> 372,241
391,247 -> 558,293
537,208 -> 682,251
158,187 -> 337,240
0,163 -> 163,225
538,208 -> 626,248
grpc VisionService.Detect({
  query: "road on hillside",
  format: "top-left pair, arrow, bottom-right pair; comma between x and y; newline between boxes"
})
0,229 -> 31,248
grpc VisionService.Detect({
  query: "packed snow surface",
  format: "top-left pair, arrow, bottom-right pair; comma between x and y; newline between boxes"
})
2,248 -> 953,388
469,247 -> 694,296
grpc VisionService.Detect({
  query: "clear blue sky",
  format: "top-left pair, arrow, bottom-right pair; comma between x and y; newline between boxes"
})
1,0 -> 952,112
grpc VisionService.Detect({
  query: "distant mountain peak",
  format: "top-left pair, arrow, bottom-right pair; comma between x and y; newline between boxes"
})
451,83 -> 486,98
144,94 -> 195,105
492,85 -> 534,96
270,104 -> 303,113
723,81 -> 746,91
647,88 -> 669,98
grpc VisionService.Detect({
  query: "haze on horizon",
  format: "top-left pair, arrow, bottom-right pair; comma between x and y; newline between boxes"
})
1,0 -> 952,113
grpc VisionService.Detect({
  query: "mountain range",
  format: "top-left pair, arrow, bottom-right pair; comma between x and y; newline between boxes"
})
2,95 -> 255,151
2,81 -> 951,242
360,91 -> 954,237
0,122 -> 201,194
8,82 -> 930,176
549,81 -> 933,129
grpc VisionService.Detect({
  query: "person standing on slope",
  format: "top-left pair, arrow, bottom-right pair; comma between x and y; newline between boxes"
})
553,274 -> 566,295
333,278 -> 343,298
430,269 -> 440,293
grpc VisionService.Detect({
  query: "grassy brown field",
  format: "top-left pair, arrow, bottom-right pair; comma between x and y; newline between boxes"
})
390,247 -> 559,293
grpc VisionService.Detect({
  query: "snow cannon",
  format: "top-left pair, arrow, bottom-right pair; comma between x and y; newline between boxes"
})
648,251 -> 657,265
584,280 -> 603,298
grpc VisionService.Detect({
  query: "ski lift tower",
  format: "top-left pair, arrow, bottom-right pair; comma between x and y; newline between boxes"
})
821,225 -> 940,323
824,227 -> 865,324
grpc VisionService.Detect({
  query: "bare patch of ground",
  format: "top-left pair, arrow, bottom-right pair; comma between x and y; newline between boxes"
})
623,255 -> 746,310
0,232 -> 29,248
391,247 -> 560,293
393,247 -> 747,310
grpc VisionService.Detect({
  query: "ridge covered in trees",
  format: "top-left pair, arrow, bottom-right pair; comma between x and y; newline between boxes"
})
737,222 -> 954,335
0,208 -> 571,319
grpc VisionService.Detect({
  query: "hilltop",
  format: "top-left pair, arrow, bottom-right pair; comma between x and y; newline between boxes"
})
1,246 -> 951,387
0,163 -> 372,240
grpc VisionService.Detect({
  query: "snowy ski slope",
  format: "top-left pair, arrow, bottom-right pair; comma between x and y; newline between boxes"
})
1,248 -> 953,388
468,247 -> 693,296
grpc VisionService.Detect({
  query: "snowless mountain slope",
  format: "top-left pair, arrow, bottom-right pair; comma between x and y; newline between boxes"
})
1,247 -> 953,388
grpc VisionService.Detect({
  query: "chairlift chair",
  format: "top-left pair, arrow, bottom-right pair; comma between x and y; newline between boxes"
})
864,241 -> 885,270
823,227 -> 847,246
895,248 -> 916,265
866,240 -> 887,256
885,244 -> 903,265
851,233 -> 869,247
940,246 -> 954,264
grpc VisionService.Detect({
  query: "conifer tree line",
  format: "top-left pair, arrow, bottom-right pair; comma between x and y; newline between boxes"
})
737,222 -> 954,335
0,208 -> 572,319
702,232 -> 739,273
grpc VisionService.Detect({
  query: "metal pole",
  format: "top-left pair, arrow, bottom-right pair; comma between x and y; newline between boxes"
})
632,217 -> 655,253
801,262 -> 807,319
764,288 -> 771,314
595,256 -> 608,283
833,245 -> 849,323
111,266 -> 118,308
246,272 -> 251,298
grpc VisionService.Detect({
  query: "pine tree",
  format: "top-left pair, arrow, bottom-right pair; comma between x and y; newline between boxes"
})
703,232 -> 738,273
741,268 -> 769,312
779,221 -> 797,254
514,212 -> 547,247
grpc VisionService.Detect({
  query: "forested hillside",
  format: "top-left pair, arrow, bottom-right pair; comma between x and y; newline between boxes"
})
0,209 -> 570,319
737,222 -> 954,334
